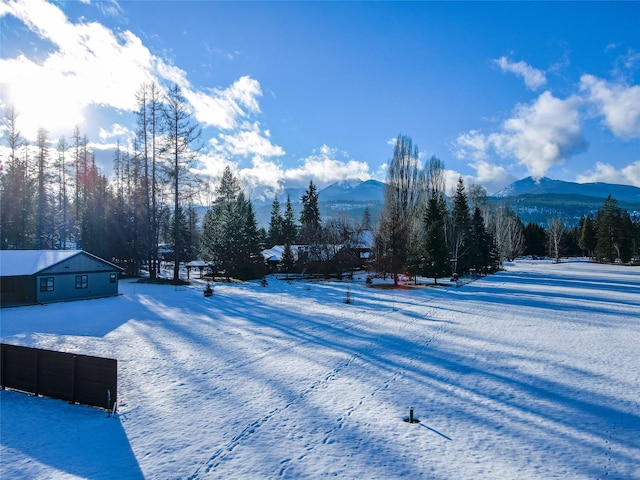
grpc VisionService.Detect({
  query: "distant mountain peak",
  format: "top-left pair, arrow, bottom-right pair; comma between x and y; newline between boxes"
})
493,176 -> 640,203
327,178 -> 363,190
319,178 -> 385,202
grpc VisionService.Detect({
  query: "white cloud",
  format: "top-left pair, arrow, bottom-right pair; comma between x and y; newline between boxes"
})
97,0 -> 124,17
580,74 -> 640,139
284,145 -> 372,189
98,123 -> 133,142
185,76 -> 262,130
206,118 -> 283,160
496,92 -> 586,177
453,130 -> 490,161
494,56 -> 547,90
0,0 -> 156,138
576,161 -> 640,187
240,156 -> 286,200
194,145 -> 374,202
215,127 -> 285,158
469,160 -> 516,195
0,0 -> 265,144
454,91 -> 586,180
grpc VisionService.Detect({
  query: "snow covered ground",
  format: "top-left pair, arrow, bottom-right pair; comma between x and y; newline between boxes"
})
1,259 -> 639,479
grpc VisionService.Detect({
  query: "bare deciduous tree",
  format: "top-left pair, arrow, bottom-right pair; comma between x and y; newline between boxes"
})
163,83 -> 202,282
377,134 -> 425,284
547,217 -> 566,262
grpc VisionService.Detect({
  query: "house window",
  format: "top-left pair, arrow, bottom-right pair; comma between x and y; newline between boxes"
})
75,275 -> 88,289
40,277 -> 54,292
110,273 -> 117,284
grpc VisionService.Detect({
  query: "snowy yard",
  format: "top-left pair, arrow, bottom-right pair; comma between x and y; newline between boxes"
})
1,259 -> 639,479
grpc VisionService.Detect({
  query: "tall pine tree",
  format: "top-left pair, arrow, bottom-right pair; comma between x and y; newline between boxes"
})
450,177 -> 471,274
267,196 -> 283,247
421,192 -> 449,284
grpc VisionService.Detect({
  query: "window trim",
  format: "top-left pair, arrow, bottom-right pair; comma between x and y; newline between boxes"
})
75,275 -> 88,289
40,277 -> 55,292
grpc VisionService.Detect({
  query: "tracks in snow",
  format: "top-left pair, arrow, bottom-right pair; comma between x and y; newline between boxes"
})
189,291 -> 449,479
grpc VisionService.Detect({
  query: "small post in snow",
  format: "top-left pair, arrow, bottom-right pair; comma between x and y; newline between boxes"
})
404,406 -> 420,424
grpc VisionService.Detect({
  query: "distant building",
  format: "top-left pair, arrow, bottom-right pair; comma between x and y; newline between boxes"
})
0,250 -> 123,307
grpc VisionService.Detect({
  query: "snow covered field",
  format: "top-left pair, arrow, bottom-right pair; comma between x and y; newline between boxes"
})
1,259 -> 639,479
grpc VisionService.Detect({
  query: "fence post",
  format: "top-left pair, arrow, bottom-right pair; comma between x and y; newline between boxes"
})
1,344 -> 4,390
34,350 -> 39,396
71,355 -> 77,404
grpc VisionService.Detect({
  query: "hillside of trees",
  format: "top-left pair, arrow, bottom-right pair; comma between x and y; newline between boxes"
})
2,89 -> 639,284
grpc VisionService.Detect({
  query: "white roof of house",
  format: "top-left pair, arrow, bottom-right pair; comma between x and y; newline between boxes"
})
261,245 -> 304,262
186,260 -> 208,267
0,250 -> 122,276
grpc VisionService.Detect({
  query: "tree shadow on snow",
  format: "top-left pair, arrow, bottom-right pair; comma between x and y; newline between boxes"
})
0,390 -> 144,479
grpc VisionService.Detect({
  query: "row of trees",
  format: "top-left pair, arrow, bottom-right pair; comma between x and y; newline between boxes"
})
522,196 -> 639,263
372,134 -> 640,285
1,84 -> 202,280
3,101 -> 638,283
374,135 -> 501,285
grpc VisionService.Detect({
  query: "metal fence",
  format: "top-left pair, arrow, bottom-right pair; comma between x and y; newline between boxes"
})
0,343 -> 117,411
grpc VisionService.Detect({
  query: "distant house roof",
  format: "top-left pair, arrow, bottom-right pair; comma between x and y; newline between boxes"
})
186,260 -> 208,268
0,250 -> 122,276
261,245 -> 304,263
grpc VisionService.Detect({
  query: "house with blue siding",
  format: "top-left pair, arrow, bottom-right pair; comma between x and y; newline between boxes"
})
0,250 -> 123,307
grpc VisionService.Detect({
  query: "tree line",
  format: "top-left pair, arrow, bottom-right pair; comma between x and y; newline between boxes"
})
3,101 -> 638,284
1,84 -> 202,281
369,134 -> 639,285
523,195 -> 640,263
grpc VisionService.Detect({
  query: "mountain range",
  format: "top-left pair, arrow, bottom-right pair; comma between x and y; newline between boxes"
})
252,176 -> 640,229
254,179 -> 386,227
494,176 -> 640,203
492,177 -> 640,227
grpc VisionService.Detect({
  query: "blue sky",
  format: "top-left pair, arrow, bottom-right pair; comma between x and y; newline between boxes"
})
1,1 -> 639,198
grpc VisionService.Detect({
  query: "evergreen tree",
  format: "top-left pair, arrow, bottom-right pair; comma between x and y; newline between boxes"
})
523,222 -> 547,257
618,211 -> 634,263
449,177 -> 471,274
299,180 -> 321,243
78,154 -> 113,259
468,207 -> 493,273
420,192 -> 449,284
578,215 -> 597,258
279,243 -> 296,277
216,165 -> 241,203
236,196 -> 264,280
201,169 -> 264,281
595,195 -> 623,263
1,106 -> 35,249
282,195 -> 298,245
267,196 -> 284,247
361,206 -> 372,231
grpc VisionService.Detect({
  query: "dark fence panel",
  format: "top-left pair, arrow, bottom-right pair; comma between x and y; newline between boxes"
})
0,344 -> 117,411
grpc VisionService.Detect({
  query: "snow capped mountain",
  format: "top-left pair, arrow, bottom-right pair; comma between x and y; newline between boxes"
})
319,179 -> 385,202
492,177 -> 640,226
493,176 -> 640,203
252,179 -> 386,227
